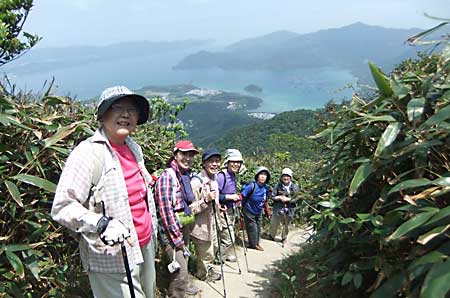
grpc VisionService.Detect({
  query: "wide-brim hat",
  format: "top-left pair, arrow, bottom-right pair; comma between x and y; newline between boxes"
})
174,140 -> 199,155
255,166 -> 271,182
97,86 -> 149,125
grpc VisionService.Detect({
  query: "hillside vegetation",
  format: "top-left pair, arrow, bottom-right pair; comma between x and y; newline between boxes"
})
213,109 -> 322,161
272,31 -> 450,297
0,84 -> 188,296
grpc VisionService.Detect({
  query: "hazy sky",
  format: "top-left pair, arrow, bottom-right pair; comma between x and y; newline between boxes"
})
25,0 -> 449,48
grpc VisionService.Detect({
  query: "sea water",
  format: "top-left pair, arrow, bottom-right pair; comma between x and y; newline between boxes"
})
2,47 -> 357,113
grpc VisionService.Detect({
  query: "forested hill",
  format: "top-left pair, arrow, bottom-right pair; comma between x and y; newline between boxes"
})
213,109 -> 321,161
175,22 -> 423,81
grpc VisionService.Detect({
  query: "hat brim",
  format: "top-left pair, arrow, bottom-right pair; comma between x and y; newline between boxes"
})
255,170 -> 271,182
176,148 -> 200,155
227,158 -> 243,162
97,94 -> 149,125
202,153 -> 221,162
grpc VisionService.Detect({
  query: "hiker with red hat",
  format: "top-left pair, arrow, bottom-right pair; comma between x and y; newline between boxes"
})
154,140 -> 200,297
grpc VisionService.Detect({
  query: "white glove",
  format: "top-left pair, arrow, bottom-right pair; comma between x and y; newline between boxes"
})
100,219 -> 130,246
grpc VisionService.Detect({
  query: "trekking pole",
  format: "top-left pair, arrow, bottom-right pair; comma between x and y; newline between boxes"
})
212,202 -> 227,298
235,207 -> 249,273
223,210 -> 242,274
121,242 -> 136,298
281,212 -> 287,248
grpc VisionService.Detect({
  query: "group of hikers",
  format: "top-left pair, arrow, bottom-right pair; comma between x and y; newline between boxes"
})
51,86 -> 300,298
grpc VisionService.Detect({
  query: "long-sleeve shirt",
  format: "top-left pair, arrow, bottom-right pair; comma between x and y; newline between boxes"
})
190,170 -> 219,241
155,164 -> 185,248
51,129 -> 158,273
271,181 -> 300,211
217,169 -> 238,208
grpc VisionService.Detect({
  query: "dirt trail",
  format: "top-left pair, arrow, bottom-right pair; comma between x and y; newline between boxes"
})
191,227 -> 312,298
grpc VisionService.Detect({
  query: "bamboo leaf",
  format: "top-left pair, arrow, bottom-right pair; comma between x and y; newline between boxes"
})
433,177 -> 450,187
370,272 -> 405,298
43,123 -> 80,148
6,251 -> 24,278
4,181 -> 23,208
421,104 -> 450,128
349,162 -> 372,196
425,205 -> 450,227
342,271 -> 353,285
387,210 -> 438,241
407,97 -> 425,123
354,111 -> 396,122
0,114 -> 32,130
408,251 -> 448,270
374,122 -> 401,158
420,260 -> 450,298
318,201 -> 336,209
391,79 -> 411,99
417,224 -> 450,245
353,273 -> 363,288
5,244 -> 31,252
388,178 -> 432,196
369,62 -> 394,98
12,174 -> 56,193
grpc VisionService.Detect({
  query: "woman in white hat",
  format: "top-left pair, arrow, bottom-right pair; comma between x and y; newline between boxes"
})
216,149 -> 244,262
268,168 -> 299,244
52,86 -> 158,298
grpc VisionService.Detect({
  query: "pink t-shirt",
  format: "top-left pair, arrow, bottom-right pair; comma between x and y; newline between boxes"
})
110,141 -> 152,247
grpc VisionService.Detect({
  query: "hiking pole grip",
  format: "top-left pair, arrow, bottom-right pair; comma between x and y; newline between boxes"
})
121,242 -> 136,298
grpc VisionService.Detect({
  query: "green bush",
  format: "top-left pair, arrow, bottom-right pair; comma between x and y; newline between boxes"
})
272,41 -> 450,297
0,84 -> 186,297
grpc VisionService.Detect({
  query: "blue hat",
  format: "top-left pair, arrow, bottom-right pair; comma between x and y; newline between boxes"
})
202,148 -> 221,162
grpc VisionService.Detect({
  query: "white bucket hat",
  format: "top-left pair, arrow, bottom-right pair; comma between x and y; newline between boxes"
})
223,149 -> 244,165
281,168 -> 293,179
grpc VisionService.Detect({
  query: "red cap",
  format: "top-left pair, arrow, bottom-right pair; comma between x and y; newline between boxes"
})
174,140 -> 199,154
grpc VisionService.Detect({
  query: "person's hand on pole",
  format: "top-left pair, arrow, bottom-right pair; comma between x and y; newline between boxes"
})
281,196 -> 291,203
219,204 -> 227,213
98,217 -> 132,246
227,194 -> 240,202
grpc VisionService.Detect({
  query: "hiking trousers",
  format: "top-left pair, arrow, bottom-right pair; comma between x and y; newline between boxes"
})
88,237 -> 156,298
191,236 -> 215,279
269,212 -> 289,240
243,208 -> 262,248
219,207 -> 236,257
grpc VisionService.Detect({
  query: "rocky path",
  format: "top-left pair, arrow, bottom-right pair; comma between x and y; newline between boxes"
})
191,227 -> 313,298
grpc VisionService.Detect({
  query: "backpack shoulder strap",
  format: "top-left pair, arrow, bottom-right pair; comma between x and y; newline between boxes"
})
191,174 -> 203,193
86,138 -> 106,199
249,181 -> 256,197
164,168 -> 179,208
217,170 -> 227,190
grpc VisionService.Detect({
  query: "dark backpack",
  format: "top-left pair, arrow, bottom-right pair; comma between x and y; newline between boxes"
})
240,181 -> 256,206
217,170 -> 227,191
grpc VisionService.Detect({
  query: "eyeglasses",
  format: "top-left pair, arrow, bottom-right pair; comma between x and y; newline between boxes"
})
110,105 -> 139,116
